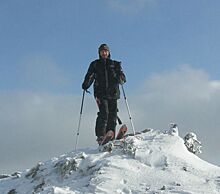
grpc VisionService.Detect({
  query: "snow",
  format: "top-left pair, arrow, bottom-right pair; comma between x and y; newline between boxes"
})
1,129 -> 220,194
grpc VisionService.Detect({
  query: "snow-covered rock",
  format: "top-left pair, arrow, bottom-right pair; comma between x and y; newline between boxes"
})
1,129 -> 220,194
168,123 -> 179,136
184,132 -> 202,154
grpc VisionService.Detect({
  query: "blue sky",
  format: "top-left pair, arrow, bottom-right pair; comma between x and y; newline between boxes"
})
1,0 -> 220,93
1,0 -> 220,173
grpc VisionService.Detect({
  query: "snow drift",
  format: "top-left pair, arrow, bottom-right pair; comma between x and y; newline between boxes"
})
1,128 -> 220,194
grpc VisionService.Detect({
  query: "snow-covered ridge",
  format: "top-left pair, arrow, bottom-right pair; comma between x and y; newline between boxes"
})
1,129 -> 220,194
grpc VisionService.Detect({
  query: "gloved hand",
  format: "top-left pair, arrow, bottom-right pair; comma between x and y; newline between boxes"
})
82,82 -> 88,90
119,74 -> 126,85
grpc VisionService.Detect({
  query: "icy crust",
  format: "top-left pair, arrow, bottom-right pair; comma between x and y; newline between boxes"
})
1,129 -> 220,194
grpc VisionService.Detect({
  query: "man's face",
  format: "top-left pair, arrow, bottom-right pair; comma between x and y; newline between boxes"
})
100,49 -> 109,59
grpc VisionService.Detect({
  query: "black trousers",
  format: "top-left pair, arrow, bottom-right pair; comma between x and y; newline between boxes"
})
95,98 -> 117,137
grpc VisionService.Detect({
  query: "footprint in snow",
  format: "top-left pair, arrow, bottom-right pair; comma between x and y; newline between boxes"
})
216,176 -> 220,183
120,179 -> 127,184
215,176 -> 220,190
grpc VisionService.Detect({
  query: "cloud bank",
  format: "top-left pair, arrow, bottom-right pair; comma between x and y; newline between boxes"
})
1,65 -> 220,173
129,65 -> 220,164
0,91 -> 98,173
18,55 -> 73,92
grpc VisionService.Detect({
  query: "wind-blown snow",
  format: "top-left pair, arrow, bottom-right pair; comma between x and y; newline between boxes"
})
1,129 -> 220,194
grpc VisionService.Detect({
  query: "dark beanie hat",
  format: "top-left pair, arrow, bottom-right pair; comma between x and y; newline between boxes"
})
98,44 -> 110,53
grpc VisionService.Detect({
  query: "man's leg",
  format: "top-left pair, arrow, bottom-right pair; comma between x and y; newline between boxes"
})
106,99 -> 117,136
95,98 -> 108,139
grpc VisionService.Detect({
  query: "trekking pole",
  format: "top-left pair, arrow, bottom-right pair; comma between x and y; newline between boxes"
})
121,85 -> 136,135
74,90 -> 86,151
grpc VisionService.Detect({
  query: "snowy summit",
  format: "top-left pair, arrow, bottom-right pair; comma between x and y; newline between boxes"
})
1,128 -> 220,194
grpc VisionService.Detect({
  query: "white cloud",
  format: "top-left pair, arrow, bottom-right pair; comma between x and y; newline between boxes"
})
140,65 -> 213,100
19,55 -> 72,91
1,64 -> 220,173
129,65 -> 220,165
0,91 -> 98,173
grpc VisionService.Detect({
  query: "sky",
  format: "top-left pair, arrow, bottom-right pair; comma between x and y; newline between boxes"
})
1,0 -> 220,173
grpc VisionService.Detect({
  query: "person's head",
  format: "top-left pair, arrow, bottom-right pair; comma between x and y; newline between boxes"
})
98,44 -> 110,59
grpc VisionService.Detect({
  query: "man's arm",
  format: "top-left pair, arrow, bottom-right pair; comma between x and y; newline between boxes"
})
82,61 -> 96,90
115,61 -> 126,85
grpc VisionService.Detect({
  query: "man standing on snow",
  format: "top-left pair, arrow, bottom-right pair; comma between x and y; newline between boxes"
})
82,44 -> 126,145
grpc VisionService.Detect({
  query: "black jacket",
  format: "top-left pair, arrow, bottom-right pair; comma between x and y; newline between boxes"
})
82,58 -> 126,99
